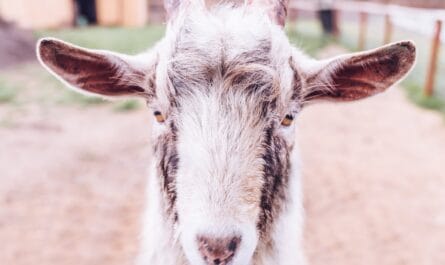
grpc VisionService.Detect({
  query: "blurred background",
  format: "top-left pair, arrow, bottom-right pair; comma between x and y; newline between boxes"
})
0,0 -> 444,265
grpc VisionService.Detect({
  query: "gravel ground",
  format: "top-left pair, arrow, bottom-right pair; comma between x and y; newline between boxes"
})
1,48 -> 444,265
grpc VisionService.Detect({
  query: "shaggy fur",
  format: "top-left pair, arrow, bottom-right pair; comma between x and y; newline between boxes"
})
36,1 -> 416,264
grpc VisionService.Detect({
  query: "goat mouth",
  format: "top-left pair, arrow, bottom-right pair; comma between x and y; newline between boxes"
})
202,253 -> 236,265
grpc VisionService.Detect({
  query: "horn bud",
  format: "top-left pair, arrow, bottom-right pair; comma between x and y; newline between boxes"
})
247,0 -> 289,27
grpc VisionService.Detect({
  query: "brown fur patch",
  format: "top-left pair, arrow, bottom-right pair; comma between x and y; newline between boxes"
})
258,125 -> 290,237
154,122 -> 179,220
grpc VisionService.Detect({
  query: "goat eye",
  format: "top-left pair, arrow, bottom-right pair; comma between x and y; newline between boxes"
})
154,111 -> 165,123
281,114 -> 293,127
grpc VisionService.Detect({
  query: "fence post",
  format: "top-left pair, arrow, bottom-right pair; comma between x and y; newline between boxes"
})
383,14 -> 392,44
147,0 -> 151,23
333,8 -> 340,39
288,7 -> 298,33
425,20 -> 442,96
358,11 -> 368,50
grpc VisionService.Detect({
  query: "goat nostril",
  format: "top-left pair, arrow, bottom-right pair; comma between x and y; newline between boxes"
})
227,238 -> 238,252
197,235 -> 241,264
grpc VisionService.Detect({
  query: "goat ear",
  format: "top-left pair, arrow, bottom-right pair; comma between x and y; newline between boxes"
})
37,38 -> 156,98
301,41 -> 416,103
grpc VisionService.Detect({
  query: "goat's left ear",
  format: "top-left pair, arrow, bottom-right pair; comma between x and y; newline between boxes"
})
301,41 -> 416,103
37,38 -> 156,98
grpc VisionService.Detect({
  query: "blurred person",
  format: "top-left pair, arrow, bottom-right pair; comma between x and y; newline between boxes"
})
75,0 -> 97,25
317,0 -> 337,36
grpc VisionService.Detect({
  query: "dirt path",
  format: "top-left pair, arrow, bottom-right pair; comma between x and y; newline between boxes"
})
299,87 -> 445,265
1,59 -> 445,264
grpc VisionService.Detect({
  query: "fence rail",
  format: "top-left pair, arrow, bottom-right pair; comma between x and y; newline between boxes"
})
289,0 -> 445,96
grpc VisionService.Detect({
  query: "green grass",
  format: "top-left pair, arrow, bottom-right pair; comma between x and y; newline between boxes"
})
35,25 -> 165,54
58,90 -> 106,106
0,79 -> 17,103
404,81 -> 445,115
113,99 -> 141,112
286,20 -> 335,56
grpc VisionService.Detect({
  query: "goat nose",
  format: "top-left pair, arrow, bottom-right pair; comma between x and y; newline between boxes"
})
197,235 -> 241,265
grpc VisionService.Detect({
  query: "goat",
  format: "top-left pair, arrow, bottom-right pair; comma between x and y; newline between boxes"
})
36,0 -> 416,264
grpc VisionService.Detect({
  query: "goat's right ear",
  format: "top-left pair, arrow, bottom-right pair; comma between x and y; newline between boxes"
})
37,38 -> 156,99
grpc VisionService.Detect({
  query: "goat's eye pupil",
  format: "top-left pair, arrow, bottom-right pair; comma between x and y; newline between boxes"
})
154,111 -> 165,123
281,114 -> 293,127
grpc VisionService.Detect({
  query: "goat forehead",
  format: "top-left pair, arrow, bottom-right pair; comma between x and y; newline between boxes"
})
169,26 -> 282,105
175,91 -> 271,168
169,7 -> 279,73
172,37 -> 272,71
176,91 -> 271,142
170,26 -> 273,81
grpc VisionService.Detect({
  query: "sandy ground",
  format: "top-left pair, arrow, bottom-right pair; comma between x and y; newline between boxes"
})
1,63 -> 445,264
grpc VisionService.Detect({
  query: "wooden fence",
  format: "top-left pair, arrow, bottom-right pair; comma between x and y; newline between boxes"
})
0,0 -> 74,29
0,0 -> 149,28
289,0 -> 445,97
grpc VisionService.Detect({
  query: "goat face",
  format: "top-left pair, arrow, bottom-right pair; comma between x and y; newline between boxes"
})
157,8 -> 299,265
37,1 -> 416,264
